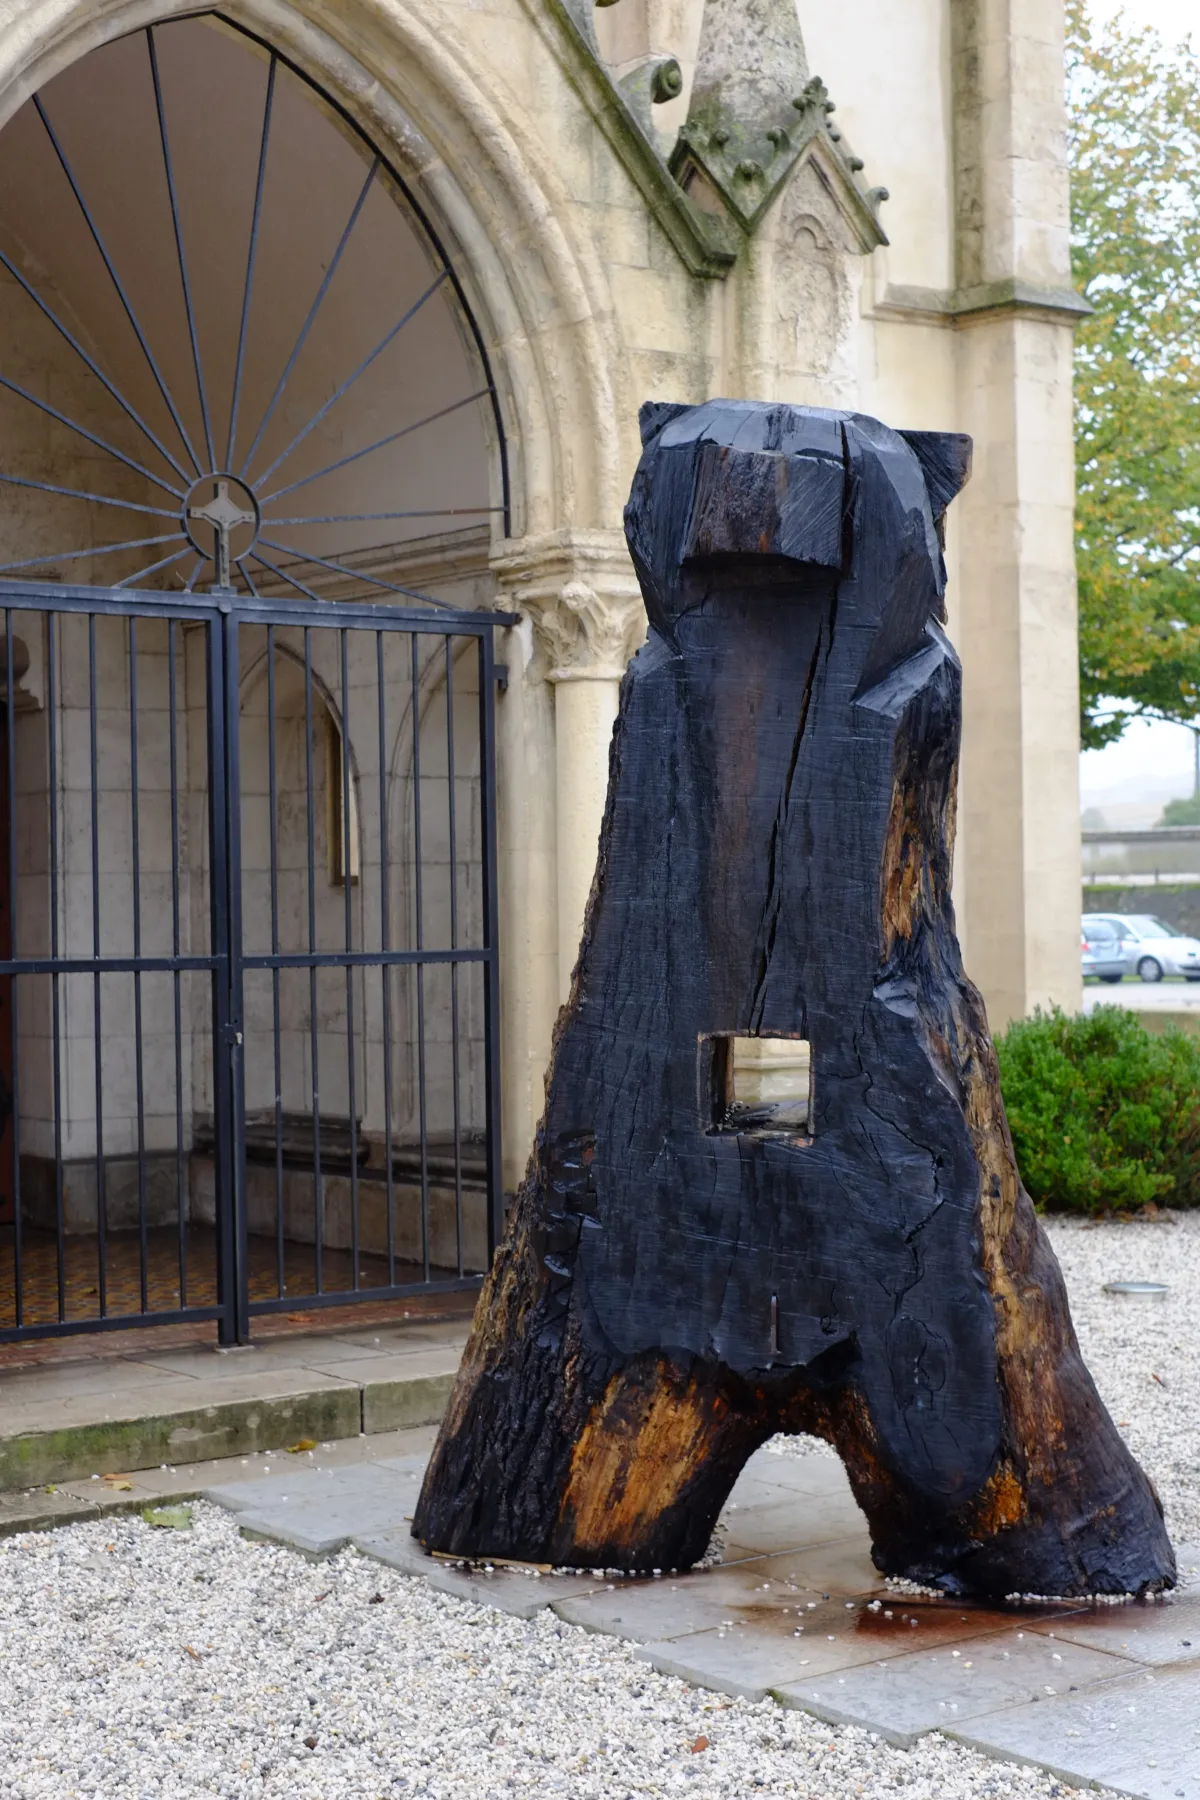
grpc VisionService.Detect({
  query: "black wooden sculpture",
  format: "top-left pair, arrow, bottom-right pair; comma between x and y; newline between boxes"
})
415,400 -> 1175,1599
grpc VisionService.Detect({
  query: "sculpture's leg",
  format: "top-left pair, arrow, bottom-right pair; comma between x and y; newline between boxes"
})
414,1193 -> 776,1569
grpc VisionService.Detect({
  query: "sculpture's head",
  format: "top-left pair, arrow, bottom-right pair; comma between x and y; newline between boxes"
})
624,400 -> 972,678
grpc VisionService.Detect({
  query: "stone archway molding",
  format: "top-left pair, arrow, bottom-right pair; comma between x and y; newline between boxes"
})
0,0 -> 634,542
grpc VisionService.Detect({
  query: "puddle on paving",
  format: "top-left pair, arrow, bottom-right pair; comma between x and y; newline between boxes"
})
717,1588 -> 1096,1649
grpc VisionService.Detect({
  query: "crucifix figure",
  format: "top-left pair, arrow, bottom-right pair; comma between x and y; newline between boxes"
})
413,400 -> 1174,1601
187,478 -> 257,591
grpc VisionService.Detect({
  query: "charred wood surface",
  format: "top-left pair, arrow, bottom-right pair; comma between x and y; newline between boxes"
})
414,401 -> 1174,1599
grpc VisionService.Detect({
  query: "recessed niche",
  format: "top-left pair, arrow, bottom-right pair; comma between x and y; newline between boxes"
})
705,1034 -> 812,1136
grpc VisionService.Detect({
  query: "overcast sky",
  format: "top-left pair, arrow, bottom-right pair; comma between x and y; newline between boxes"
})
1087,0 -> 1195,41
1076,0 -> 1197,807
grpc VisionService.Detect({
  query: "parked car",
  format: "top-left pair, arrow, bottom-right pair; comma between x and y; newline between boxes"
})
1081,920 -> 1126,984
1082,912 -> 1200,983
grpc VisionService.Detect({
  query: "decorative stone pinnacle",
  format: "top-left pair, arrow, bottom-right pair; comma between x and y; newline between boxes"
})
668,0 -> 887,243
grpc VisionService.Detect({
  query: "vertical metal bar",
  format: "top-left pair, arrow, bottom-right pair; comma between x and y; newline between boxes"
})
89,615 -> 106,1316
226,55 -> 277,470
129,618 -> 149,1312
340,630 -> 359,1289
445,636 -> 463,1277
208,613 -> 239,1346
478,631 -> 504,1261
303,628 -> 322,1293
411,634 -> 430,1282
223,609 -> 248,1338
376,632 -> 394,1285
168,619 -> 186,1309
5,611 -> 21,1326
266,626 -> 284,1299
46,613 -> 64,1321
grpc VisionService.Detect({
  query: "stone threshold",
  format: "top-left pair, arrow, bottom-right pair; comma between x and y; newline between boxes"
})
0,1318 -> 468,1492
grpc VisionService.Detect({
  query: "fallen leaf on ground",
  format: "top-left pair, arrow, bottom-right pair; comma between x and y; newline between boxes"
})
101,1476 -> 134,1491
142,1505 -> 193,1531
286,1439 -> 318,1454
184,1646 -> 202,1660
691,1737 -> 709,1754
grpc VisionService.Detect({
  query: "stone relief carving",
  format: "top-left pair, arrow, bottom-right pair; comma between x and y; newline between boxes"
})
492,533 -> 647,681
771,180 -> 854,387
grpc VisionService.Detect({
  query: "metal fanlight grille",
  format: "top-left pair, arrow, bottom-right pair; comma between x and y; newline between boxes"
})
0,14 -> 508,606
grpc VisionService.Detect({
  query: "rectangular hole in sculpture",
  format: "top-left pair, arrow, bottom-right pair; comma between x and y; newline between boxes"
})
706,1034 -> 812,1136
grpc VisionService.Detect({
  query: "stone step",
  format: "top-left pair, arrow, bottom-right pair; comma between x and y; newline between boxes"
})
0,1326 -> 466,1491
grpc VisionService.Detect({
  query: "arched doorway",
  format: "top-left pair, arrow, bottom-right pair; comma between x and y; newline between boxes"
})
0,12 -> 507,1342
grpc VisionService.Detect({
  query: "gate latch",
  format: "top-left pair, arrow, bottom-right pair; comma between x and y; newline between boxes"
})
223,1026 -> 244,1048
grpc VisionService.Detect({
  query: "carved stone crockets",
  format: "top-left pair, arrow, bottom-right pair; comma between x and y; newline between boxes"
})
415,400 -> 1174,1602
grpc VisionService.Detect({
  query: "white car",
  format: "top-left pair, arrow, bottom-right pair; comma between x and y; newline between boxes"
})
1082,913 -> 1200,983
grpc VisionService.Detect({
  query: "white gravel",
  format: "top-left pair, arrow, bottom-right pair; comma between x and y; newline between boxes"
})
1,1213 -> 1194,1800
1043,1211 -> 1200,1547
0,1506 -> 1086,1800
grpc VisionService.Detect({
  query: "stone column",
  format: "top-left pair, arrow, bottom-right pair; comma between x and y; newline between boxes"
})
949,0 -> 1085,1028
493,533 -> 645,999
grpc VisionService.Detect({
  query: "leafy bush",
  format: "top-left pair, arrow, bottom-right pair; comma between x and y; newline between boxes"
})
994,1007 -> 1200,1213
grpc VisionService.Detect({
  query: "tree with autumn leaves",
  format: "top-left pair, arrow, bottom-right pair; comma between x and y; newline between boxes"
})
1068,3 -> 1200,754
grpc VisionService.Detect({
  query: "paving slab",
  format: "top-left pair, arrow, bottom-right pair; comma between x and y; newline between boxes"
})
775,1627 -> 1141,1748
634,1624 -> 829,1703
208,1462 -> 426,1557
718,1490 -> 868,1560
952,1660 -> 1200,1800
356,1526 -> 613,1619
1024,1581 -> 1200,1669
631,1591 -> 1074,1702
737,1533 -> 891,1595
331,1321 -> 474,1350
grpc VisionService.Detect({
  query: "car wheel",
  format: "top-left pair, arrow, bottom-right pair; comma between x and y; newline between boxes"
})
1186,975 -> 1200,983
1137,957 -> 1164,983
1099,974 -> 1123,984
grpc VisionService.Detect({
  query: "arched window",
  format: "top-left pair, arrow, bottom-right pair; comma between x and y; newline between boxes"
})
0,11 -> 508,600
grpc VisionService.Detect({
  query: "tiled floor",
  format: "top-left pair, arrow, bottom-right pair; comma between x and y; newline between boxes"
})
196,1440 -> 1200,1800
0,1224 -> 447,1329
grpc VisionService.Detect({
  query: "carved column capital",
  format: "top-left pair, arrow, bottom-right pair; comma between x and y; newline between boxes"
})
491,531 -> 646,682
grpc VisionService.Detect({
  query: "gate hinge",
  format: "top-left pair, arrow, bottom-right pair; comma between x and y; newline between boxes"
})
494,663 -> 509,693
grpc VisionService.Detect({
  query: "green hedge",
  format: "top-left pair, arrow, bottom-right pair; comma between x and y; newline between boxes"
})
994,1007 -> 1200,1214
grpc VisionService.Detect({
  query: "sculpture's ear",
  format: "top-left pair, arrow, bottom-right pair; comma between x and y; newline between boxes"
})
899,431 -> 973,521
639,401 -> 692,447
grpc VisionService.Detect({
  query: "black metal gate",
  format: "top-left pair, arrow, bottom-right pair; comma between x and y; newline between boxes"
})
0,580 -> 504,1344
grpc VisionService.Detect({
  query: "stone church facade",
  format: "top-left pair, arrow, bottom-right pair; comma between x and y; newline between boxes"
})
0,0 -> 1082,1336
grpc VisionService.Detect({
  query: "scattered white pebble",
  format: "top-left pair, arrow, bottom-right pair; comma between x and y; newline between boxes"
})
0,1506 -> 1094,1800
